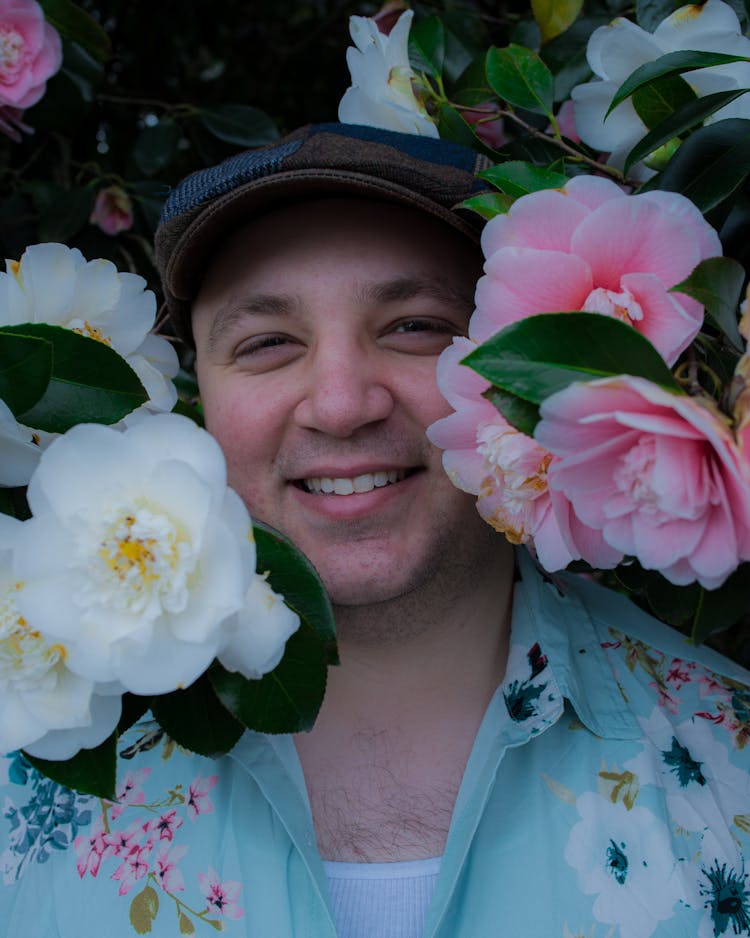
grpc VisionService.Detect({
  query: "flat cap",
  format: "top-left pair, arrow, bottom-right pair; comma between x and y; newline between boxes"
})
155,122 -> 491,344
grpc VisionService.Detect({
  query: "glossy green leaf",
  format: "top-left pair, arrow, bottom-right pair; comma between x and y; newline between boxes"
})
409,16 -> 445,78
152,674 -> 244,757
484,387 -> 540,436
478,161 -> 568,196
254,521 -> 336,652
59,38 -> 103,103
463,313 -> 680,410
210,624 -> 328,734
609,51 -> 750,115
652,118 -> 750,213
625,89 -> 750,173
458,192 -> 514,220
199,105 -> 279,147
1,324 -> 148,432
118,693 -> 152,735
692,563 -> 750,644
39,0 -> 111,62
435,103 -> 500,157
631,73 -> 696,130
531,0 -> 584,43
486,45 -> 555,117
133,119 -> 180,177
24,731 -> 117,799
672,256 -> 745,351
0,332 -> 52,416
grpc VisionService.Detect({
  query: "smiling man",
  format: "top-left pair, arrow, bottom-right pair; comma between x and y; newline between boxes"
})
1,123 -> 748,938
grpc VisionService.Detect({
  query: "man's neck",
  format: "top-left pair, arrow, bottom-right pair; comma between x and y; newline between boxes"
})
294,543 -> 515,862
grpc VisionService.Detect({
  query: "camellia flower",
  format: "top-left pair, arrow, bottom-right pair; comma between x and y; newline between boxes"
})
0,398 -> 43,485
0,0 -> 62,109
535,375 -> 750,588
90,185 -> 134,236
474,175 -> 722,366
570,0 -> 750,178
218,572 -> 301,680
0,243 -> 179,483
460,100 -> 507,150
12,413 -> 255,695
0,513 -> 122,760
428,336 -> 621,571
338,10 -> 438,138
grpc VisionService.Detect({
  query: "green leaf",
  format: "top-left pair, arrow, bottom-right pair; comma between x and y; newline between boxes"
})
531,0 -> 584,42
672,256 -> 745,351
151,673 -> 244,757
0,332 -> 52,416
24,730 -> 117,799
59,38 -> 104,103
484,387 -> 541,436
0,324 -> 148,432
458,192 -> 514,220
608,50 -> 750,115
652,118 -> 750,213
118,693 -> 152,734
132,119 -> 180,177
408,16 -> 445,79
38,0 -> 111,62
631,73 -> 696,130
485,44 -> 555,117
478,160 -> 568,196
625,89 -> 750,173
254,521 -> 336,652
198,105 -> 279,147
210,623 -> 328,733
463,313 -> 680,414
692,563 -> 750,644
435,103 -> 500,157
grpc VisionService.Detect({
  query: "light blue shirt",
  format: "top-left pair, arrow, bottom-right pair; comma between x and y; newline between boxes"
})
2,552 -> 749,937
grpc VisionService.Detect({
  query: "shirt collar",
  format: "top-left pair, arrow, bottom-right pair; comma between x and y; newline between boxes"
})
505,549 -> 640,741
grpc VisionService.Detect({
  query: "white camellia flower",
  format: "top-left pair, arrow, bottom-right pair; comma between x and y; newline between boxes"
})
0,399 -> 45,486
0,513 -> 122,759
219,572 -> 301,679
13,413 -> 254,696
0,243 -> 179,486
570,0 -> 750,178
338,10 -> 439,138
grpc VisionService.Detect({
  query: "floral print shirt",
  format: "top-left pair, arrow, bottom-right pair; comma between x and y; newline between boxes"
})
1,550 -> 749,937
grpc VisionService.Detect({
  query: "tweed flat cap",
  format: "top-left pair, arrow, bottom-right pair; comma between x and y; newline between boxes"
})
155,122 -> 491,344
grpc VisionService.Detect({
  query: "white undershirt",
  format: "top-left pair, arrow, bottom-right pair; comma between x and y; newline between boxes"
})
323,856 -> 442,938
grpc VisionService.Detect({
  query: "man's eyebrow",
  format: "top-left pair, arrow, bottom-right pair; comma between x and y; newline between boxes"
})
206,294 -> 298,350
358,276 -> 474,315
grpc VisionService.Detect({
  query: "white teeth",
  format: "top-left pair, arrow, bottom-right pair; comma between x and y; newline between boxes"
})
302,470 -> 408,495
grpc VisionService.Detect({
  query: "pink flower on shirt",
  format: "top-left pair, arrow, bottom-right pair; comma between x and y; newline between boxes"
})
187,774 -> 218,821
199,866 -> 244,919
153,843 -> 188,893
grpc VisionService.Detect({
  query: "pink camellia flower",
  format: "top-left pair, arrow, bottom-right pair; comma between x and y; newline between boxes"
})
473,176 -> 722,365
427,337 -> 620,571
536,375 -> 750,588
90,185 -> 134,236
0,0 -> 62,109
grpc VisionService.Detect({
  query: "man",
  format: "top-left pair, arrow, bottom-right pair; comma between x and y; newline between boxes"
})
1,123 -> 749,938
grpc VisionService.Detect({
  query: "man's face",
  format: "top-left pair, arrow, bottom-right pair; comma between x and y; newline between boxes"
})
192,197 -> 496,607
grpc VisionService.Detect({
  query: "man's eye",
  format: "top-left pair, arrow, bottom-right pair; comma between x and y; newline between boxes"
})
236,334 -> 290,356
393,318 -> 453,334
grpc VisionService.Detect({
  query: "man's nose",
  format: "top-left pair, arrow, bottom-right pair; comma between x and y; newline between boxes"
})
293,340 -> 395,438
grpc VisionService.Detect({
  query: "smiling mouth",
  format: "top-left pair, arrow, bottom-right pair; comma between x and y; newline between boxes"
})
296,468 -> 417,495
